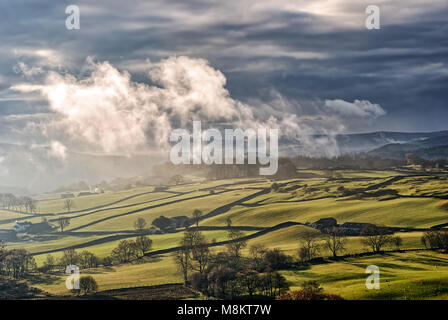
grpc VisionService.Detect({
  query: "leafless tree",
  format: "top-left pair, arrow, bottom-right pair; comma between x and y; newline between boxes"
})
63,199 -> 75,213
134,217 -> 147,233
174,246 -> 191,285
298,232 -> 320,262
360,225 -> 394,253
192,209 -> 202,228
323,227 -> 347,258
190,233 -> 210,274
226,229 -> 247,260
57,217 -> 71,232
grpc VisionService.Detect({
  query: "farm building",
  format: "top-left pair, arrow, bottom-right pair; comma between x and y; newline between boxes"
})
61,193 -> 75,199
27,221 -> 56,234
12,221 -> 32,233
312,217 -> 338,230
78,191 -> 95,197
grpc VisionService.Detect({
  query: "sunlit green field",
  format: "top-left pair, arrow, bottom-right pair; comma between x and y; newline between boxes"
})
281,251 -> 448,300
2,169 -> 448,299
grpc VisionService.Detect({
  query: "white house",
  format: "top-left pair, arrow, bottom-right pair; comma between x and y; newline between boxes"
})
12,221 -> 32,233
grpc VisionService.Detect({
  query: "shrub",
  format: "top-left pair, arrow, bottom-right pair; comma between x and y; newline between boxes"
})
263,249 -> 292,270
79,276 -> 98,294
102,256 -> 113,267
191,272 -> 209,295
277,290 -> 344,300
301,280 -> 323,293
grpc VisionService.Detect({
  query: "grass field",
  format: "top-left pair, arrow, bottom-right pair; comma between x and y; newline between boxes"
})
2,169 -> 448,299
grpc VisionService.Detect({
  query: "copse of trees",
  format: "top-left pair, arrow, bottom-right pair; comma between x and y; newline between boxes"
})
79,250 -> 100,269
42,245 -> 154,273
111,240 -> 137,263
44,249 -> 101,273
0,194 -> 37,214
421,230 -> 448,251
110,236 -> 153,264
405,153 -> 448,170
0,244 -> 36,278
174,222 -> 292,299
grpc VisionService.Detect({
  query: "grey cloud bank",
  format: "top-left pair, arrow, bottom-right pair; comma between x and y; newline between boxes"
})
0,0 -> 447,192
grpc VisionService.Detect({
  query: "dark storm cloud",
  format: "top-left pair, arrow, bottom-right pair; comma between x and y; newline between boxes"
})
1,0 -> 447,130
0,0 -> 447,191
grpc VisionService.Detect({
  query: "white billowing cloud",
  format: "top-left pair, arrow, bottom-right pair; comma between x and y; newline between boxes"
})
12,56 -> 256,155
49,140 -> 67,160
324,99 -> 386,119
12,56 -> 385,161
13,62 -> 43,77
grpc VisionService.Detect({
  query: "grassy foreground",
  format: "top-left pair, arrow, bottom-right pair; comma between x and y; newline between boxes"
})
2,169 -> 448,299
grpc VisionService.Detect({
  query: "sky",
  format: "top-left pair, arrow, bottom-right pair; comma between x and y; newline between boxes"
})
0,0 -> 447,192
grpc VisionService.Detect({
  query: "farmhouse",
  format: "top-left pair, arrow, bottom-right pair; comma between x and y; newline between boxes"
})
152,215 -> 192,232
27,221 -> 56,234
11,221 -> 55,234
12,221 -> 32,233
312,217 -> 338,230
171,216 -> 191,228
61,193 -> 75,199
78,191 -> 95,197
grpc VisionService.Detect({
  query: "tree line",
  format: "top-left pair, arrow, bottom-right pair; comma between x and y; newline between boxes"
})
0,193 -> 37,214
0,243 -> 36,278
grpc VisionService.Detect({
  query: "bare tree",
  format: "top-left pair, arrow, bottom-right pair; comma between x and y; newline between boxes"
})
174,229 -> 210,283
298,232 -> 320,262
226,217 -> 232,228
249,244 -> 268,271
63,199 -> 75,213
134,217 -> 147,233
135,235 -> 153,257
360,225 -> 394,253
392,236 -> 403,251
59,248 -> 79,269
57,217 -> 71,232
226,229 -> 247,262
192,209 -> 202,228
174,248 -> 190,285
421,230 -> 448,250
190,233 -> 210,274
323,227 -> 347,258
21,197 -> 37,214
